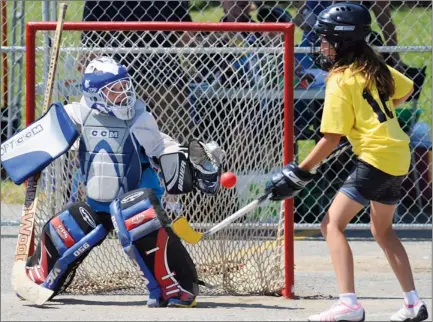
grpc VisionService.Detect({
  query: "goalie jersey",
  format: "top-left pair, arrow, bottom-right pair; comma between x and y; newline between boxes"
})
64,97 -> 180,204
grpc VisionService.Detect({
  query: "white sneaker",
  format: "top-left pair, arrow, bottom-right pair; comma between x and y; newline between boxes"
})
308,301 -> 365,321
390,300 -> 429,322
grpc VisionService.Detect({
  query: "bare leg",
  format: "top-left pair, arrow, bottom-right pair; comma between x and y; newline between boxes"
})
370,201 -> 416,292
308,193 -> 367,321
320,192 -> 364,294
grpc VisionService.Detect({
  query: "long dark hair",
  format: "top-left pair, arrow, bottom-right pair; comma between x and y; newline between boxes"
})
328,41 -> 395,98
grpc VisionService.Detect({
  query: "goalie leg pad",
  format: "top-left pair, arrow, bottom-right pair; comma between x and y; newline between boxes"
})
110,188 -> 199,307
25,202 -> 108,298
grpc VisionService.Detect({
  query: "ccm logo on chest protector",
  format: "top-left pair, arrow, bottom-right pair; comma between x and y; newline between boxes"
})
91,129 -> 119,138
79,207 -> 96,228
121,191 -> 145,204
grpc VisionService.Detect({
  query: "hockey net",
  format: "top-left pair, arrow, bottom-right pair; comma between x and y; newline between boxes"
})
26,22 -> 295,297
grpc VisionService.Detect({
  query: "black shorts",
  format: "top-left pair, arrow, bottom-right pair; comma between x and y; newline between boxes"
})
340,159 -> 405,206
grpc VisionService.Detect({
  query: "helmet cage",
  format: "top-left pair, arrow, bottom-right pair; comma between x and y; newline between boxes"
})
98,77 -> 137,119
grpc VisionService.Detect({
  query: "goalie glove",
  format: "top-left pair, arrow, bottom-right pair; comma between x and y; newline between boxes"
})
266,163 -> 314,201
188,140 -> 225,195
158,140 -> 225,195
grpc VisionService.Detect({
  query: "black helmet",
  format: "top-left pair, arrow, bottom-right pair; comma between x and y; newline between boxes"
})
313,2 -> 372,43
313,2 -> 372,70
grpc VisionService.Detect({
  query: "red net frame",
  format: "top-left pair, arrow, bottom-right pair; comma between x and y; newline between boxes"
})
25,21 -> 295,298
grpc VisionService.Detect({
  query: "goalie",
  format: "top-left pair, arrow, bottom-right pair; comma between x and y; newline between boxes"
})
1,56 -> 224,308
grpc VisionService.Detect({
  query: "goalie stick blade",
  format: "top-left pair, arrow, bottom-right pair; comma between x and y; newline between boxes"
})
172,216 -> 203,244
11,261 -> 54,305
172,196 -> 267,244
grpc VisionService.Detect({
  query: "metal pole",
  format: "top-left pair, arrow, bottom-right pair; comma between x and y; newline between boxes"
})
7,0 -> 18,139
49,1 -> 59,107
14,0 -> 25,135
49,0 -> 57,21
42,1 -> 51,86
1,0 -> 8,111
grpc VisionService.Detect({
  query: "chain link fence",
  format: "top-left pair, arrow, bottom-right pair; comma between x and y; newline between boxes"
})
1,0 -> 431,231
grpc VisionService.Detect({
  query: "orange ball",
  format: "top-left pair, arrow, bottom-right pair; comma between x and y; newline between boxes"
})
221,171 -> 237,189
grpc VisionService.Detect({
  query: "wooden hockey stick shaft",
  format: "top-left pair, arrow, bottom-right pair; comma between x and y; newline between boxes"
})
12,3 -> 67,305
14,1 -> 67,262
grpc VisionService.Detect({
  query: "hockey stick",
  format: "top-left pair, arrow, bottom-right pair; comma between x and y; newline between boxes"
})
11,3 -> 68,306
172,141 -> 351,244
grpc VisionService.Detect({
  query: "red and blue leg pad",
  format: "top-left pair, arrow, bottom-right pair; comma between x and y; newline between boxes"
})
26,202 -> 108,297
110,188 -> 199,307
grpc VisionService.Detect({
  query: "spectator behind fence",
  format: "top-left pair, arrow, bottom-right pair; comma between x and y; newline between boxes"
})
362,1 -> 409,72
221,1 -> 255,22
80,1 -> 194,143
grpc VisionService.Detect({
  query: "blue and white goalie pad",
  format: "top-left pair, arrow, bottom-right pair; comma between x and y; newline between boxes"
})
25,202 -> 108,298
110,188 -> 199,307
0,103 -> 79,184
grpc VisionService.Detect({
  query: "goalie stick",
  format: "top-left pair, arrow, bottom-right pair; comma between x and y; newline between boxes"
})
173,141 -> 351,244
11,3 -> 68,306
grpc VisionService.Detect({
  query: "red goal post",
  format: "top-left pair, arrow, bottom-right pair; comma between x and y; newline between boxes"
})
25,22 -> 296,298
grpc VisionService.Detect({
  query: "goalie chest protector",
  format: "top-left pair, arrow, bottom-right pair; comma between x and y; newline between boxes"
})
78,102 -> 146,202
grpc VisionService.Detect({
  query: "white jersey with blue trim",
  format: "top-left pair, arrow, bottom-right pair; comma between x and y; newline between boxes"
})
63,97 -> 181,202
64,97 -> 181,158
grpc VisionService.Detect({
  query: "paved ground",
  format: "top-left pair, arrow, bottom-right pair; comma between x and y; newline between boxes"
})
1,223 -> 431,321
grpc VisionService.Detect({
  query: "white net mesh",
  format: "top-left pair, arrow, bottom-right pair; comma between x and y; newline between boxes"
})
30,24 -> 292,296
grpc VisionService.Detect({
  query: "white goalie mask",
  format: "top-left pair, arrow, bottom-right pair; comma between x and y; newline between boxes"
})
82,56 -> 136,120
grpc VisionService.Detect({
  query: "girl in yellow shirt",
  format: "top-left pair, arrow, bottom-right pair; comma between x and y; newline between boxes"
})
266,3 -> 428,322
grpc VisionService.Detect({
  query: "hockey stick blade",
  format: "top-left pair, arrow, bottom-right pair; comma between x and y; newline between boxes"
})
11,3 -> 67,306
171,216 -> 203,244
173,142 -> 350,244
12,262 -> 54,305
172,192 -> 270,244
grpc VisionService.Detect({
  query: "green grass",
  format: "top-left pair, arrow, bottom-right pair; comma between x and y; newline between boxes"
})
2,2 -> 432,203
1,181 -> 25,204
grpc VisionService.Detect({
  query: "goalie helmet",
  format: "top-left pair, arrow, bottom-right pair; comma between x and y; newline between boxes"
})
82,56 -> 136,120
313,2 -> 372,70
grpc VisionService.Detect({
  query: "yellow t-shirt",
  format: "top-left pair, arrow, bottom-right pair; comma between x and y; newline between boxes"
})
320,65 -> 413,176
